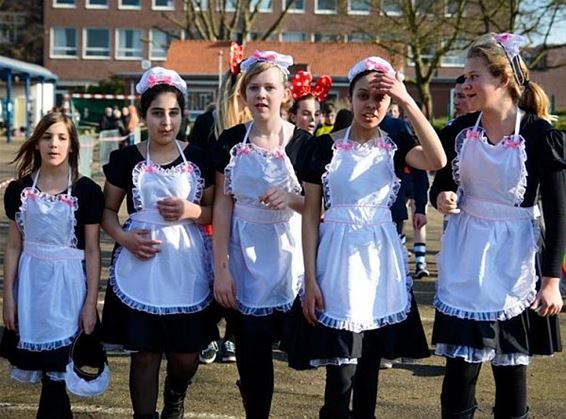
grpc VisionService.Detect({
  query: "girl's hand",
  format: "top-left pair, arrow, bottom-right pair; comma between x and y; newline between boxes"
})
3,295 -> 17,332
302,280 -> 324,326
80,303 -> 97,335
260,188 -> 292,210
157,197 -> 187,221
436,191 -> 461,215
122,229 -> 161,260
369,71 -> 408,103
531,277 -> 563,317
214,269 -> 237,309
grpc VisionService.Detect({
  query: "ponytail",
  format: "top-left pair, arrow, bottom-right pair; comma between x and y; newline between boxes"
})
519,80 -> 554,123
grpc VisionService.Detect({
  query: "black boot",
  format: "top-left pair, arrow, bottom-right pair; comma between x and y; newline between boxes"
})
37,376 -> 73,419
161,375 -> 189,419
133,413 -> 159,419
441,405 -> 477,419
493,406 -> 529,419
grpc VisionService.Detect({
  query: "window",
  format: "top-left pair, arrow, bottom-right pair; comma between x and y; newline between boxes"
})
445,0 -> 460,16
348,0 -> 369,14
314,33 -> 340,42
247,32 -> 278,41
0,13 -> 25,45
116,29 -> 144,59
150,29 -> 176,60
86,0 -> 108,7
51,27 -> 77,58
442,39 -> 467,66
282,0 -> 305,13
251,0 -> 272,12
315,0 -> 336,14
381,0 -> 401,15
119,0 -> 141,9
281,32 -> 307,42
408,44 -> 436,65
53,0 -> 75,7
218,0 -> 237,11
187,90 -> 215,113
189,0 -> 208,11
414,0 -> 433,15
348,32 -> 372,42
153,0 -> 175,10
83,28 -> 110,58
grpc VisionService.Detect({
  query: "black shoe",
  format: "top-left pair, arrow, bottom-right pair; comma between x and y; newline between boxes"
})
414,263 -> 430,279
161,376 -> 188,419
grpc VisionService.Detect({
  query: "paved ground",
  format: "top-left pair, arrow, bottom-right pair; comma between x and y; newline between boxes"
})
0,136 -> 564,418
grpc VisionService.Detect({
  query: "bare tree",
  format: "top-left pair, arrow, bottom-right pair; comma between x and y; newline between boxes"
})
158,0 -> 296,41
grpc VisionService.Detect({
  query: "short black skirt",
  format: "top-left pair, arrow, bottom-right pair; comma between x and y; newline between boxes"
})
432,307 -> 562,356
0,329 -> 69,373
101,283 -> 219,353
285,294 -> 431,370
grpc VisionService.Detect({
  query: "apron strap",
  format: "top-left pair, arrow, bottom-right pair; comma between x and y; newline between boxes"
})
31,169 -> 73,195
146,139 -> 188,165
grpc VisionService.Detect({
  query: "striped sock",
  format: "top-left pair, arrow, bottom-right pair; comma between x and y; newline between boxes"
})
414,242 -> 426,266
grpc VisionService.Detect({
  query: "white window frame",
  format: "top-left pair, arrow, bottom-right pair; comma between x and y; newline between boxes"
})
152,0 -> 175,10
251,0 -> 273,12
86,0 -> 109,8
217,0 -> 236,12
314,0 -> 337,14
115,28 -> 144,60
50,27 -> 78,59
282,0 -> 305,13
119,0 -> 142,10
82,28 -> 110,59
53,0 -> 76,8
187,89 -> 216,113
347,32 -> 372,42
348,0 -> 370,15
413,0 -> 434,16
150,29 -> 176,60
380,0 -> 401,16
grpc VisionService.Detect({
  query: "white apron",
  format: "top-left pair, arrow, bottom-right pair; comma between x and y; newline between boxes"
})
111,140 -> 212,314
436,110 -> 538,322
224,122 -> 303,315
315,127 -> 411,333
15,170 -> 86,352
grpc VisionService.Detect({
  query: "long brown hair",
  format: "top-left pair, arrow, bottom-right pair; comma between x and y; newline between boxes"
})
12,112 -> 80,180
468,34 -> 553,122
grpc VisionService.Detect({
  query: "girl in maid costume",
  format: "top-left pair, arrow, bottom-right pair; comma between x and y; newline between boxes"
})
298,56 -> 446,418
1,112 -> 105,418
100,67 -> 218,419
430,33 -> 565,419
288,71 -> 332,135
212,50 -> 312,418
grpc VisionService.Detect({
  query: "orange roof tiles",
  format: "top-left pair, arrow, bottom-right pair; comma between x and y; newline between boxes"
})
165,40 -> 399,79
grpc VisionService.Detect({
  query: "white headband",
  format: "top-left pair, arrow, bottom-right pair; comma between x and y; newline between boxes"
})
347,56 -> 395,82
240,50 -> 294,76
136,67 -> 187,95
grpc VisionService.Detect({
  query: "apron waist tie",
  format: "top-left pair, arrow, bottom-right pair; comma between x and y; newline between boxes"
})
323,205 -> 392,225
23,241 -> 84,260
234,203 -> 293,224
460,196 -> 534,220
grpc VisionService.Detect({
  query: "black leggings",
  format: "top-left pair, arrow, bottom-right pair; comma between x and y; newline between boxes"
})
235,313 -> 283,419
441,357 -> 528,417
37,375 -> 72,419
320,331 -> 381,419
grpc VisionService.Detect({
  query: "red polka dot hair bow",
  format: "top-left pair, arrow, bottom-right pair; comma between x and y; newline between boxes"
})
290,71 -> 333,103
230,42 -> 244,76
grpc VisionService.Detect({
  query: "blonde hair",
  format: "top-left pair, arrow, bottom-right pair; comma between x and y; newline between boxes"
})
215,71 -> 252,138
468,34 -> 553,122
239,61 -> 288,100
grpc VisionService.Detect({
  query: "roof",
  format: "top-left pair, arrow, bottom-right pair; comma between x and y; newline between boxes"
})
165,40 -> 398,79
0,55 -> 58,83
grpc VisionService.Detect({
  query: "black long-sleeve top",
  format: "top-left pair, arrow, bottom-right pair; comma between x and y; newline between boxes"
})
429,111 -> 566,278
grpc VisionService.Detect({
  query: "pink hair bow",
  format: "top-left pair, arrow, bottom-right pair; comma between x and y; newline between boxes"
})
59,195 -> 75,207
495,33 -> 527,60
376,139 -> 393,151
240,50 -> 294,75
348,56 -> 394,82
136,67 -> 187,95
465,129 -> 481,140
